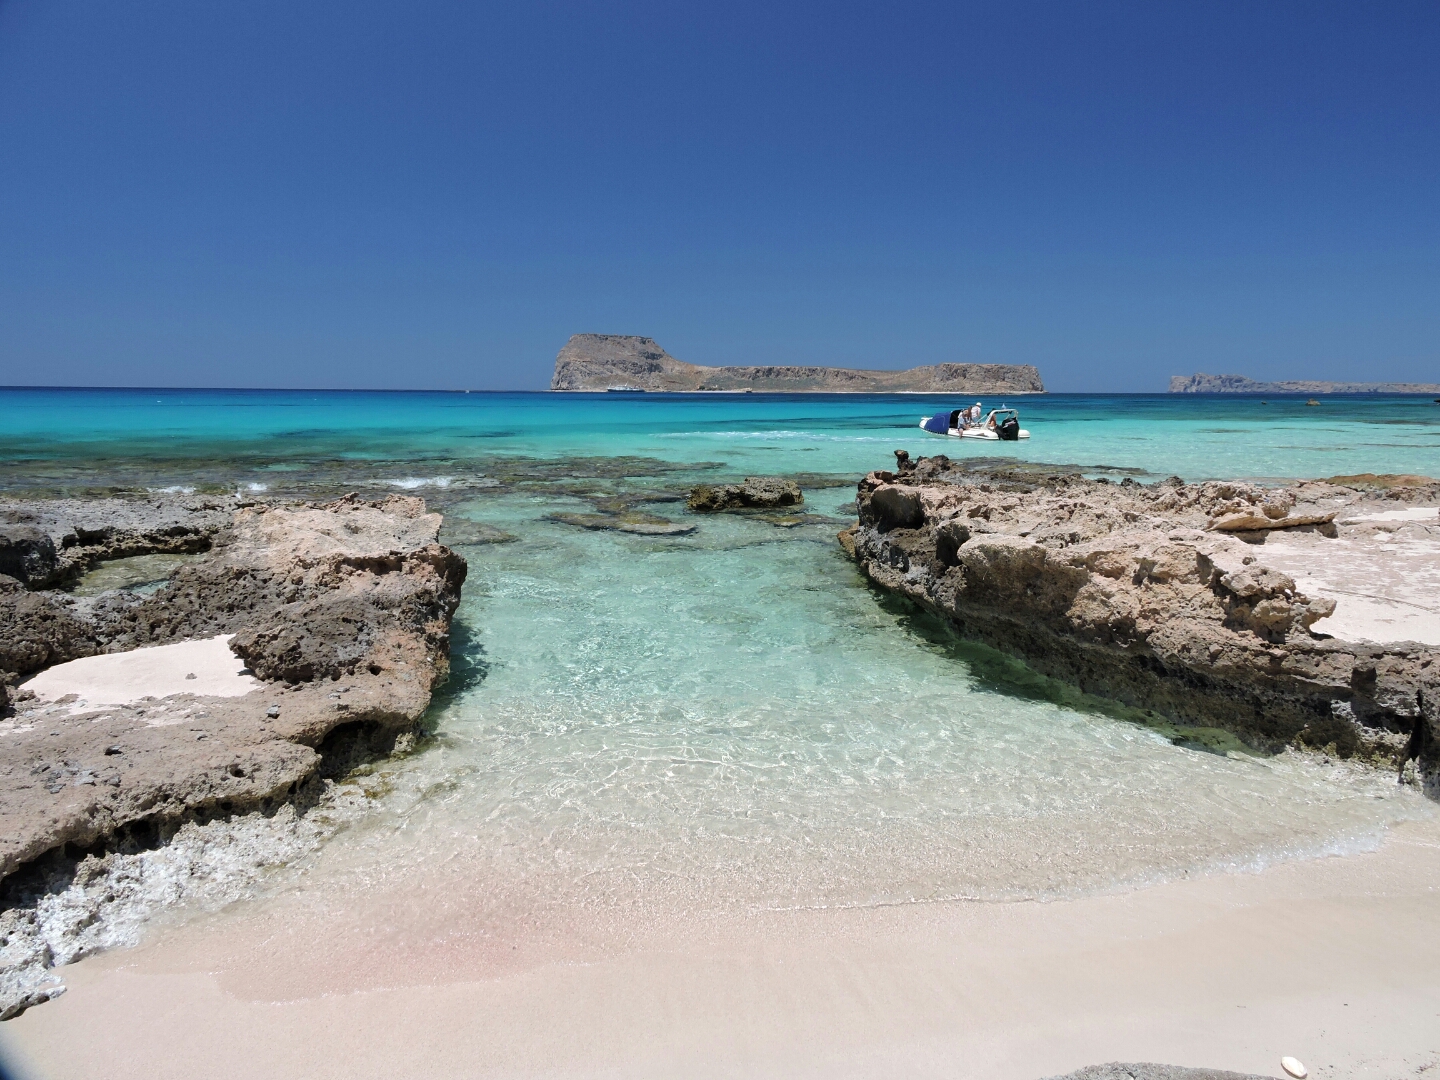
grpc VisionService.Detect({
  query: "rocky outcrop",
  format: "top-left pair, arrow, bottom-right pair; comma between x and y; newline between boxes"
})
0,494 -> 467,1016
1,493 -> 465,883
1170,373 -> 1440,394
551,334 -> 1045,394
0,499 -> 229,589
687,477 -> 804,512
842,454 -> 1440,788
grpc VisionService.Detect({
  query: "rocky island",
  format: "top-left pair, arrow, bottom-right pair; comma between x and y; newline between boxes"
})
0,493 -> 466,1017
1171,373 -> 1440,394
842,453 -> 1439,788
551,334 -> 1045,394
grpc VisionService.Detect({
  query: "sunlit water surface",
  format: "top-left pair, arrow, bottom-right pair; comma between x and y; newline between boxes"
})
5,389 -> 1436,915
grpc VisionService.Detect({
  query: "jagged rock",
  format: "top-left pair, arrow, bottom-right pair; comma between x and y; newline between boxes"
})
865,486 -> 925,532
0,523 -> 59,586
1208,504 -> 1337,532
551,334 -> 1046,393
0,497 -> 230,589
842,456 -> 1440,785
687,477 -> 804,512
0,574 -> 102,677
0,494 -> 467,890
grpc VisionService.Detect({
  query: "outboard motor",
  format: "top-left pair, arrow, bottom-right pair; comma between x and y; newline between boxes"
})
998,415 -> 1021,441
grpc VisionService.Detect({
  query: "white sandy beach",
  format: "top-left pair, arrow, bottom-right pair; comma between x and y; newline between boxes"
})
5,816 -> 1439,1080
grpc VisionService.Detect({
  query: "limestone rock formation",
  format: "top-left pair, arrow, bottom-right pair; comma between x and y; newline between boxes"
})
1170,373 -> 1440,394
1,493 -> 466,883
687,477 -> 804,512
841,454 -> 1440,787
0,493 -> 467,1016
0,498 -> 229,589
551,334 -> 1045,394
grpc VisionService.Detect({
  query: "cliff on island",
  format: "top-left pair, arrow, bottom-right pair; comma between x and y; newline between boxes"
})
841,454 -> 1439,790
0,493 -> 465,1018
551,334 -> 1045,394
1171,373 -> 1440,394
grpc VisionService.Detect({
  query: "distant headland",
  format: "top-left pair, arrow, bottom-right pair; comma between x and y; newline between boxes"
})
551,334 -> 1045,394
1171,372 -> 1440,394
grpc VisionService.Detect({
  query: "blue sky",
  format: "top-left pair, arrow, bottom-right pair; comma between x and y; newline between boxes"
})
1,1 -> 1436,391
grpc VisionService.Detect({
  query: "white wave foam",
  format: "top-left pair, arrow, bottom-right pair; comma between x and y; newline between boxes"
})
145,485 -> 195,494
385,476 -> 454,489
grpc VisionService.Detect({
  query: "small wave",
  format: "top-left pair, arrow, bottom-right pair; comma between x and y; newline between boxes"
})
239,482 -> 268,493
146,485 -> 196,494
385,476 -> 454,489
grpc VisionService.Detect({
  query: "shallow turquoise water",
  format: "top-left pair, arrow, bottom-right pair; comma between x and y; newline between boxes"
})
4,388 -> 1439,484
4,388 -> 1437,911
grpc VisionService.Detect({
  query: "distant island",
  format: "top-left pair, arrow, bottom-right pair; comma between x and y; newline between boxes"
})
551,334 -> 1045,394
1171,373 -> 1440,394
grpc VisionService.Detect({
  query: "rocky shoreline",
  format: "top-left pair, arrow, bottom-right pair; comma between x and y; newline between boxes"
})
0,493 -> 466,1017
841,453 -> 1439,791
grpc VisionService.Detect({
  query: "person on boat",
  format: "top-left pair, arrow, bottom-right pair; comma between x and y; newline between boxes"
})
966,403 -> 983,427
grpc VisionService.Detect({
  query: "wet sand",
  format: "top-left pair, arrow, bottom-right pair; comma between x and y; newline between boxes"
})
5,817 -> 1439,1080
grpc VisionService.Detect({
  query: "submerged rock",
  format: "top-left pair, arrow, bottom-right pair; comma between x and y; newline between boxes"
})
842,456 -> 1440,789
439,519 -> 520,546
548,512 -> 696,536
687,477 -> 804,512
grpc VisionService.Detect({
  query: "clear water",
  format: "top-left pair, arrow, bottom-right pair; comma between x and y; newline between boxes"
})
4,388 -> 1436,915
4,388 -> 1439,488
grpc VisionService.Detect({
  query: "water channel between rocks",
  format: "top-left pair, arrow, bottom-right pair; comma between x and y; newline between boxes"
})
5,389 -> 1436,939
239,484 -> 1430,933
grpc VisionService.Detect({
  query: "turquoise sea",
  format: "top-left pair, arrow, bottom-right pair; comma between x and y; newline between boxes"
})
5,388 -> 1440,489
5,388 -> 1438,919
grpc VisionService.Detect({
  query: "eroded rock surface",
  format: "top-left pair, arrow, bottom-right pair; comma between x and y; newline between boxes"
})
0,494 -> 466,1017
842,454 -> 1440,787
687,477 -> 804,512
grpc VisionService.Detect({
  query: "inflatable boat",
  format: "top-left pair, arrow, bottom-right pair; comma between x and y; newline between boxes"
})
918,408 -> 1029,441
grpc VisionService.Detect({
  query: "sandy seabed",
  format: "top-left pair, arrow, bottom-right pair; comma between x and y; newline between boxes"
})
3,817 -> 1438,1080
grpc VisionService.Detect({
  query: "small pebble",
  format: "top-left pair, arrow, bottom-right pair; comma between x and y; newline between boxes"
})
266,705 -> 281,718
1282,1057 -> 1307,1078
104,745 -> 123,755
185,672 -> 197,680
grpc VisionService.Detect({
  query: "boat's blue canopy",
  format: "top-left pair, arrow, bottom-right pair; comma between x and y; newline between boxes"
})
922,412 -> 951,434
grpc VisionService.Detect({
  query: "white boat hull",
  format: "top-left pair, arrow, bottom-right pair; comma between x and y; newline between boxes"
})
917,419 -> 1030,440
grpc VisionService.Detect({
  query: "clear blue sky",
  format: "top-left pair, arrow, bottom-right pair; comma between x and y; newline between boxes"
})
1,1 -> 1436,391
